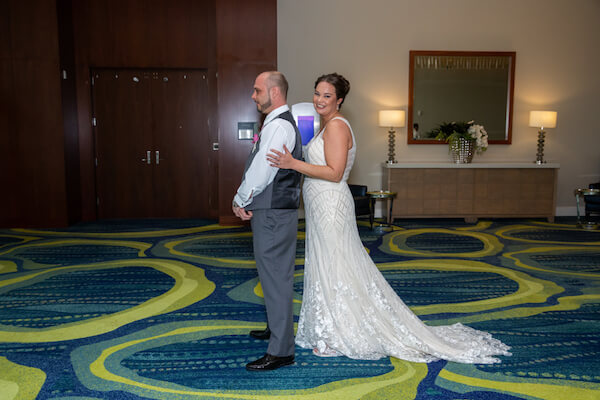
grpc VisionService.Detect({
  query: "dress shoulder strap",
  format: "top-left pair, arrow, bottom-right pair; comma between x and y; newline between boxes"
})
330,116 -> 355,147
331,116 -> 351,128
317,116 -> 353,139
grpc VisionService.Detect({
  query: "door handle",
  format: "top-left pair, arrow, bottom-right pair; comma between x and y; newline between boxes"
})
155,150 -> 161,165
141,150 -> 151,164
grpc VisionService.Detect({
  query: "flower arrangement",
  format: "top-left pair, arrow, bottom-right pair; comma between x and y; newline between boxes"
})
428,120 -> 488,154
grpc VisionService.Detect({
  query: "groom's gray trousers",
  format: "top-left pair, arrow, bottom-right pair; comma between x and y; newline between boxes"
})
250,208 -> 297,357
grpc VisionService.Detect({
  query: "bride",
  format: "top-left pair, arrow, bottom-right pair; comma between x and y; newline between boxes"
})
267,73 -> 510,363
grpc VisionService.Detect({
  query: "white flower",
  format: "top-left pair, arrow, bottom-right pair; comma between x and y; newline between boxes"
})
467,123 -> 488,154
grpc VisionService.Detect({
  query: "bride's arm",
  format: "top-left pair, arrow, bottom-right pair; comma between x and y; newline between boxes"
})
267,119 -> 351,183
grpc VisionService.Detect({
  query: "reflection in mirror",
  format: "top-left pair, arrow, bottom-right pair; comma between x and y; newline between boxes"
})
408,51 -> 515,144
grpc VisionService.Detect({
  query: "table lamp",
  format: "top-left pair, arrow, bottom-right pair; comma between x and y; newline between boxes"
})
528,111 -> 557,164
378,110 -> 405,164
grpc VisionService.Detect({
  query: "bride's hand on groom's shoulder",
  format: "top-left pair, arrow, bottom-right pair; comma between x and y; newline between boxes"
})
267,145 -> 293,169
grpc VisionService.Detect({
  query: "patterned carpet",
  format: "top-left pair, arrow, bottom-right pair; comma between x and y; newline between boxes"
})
0,217 -> 599,399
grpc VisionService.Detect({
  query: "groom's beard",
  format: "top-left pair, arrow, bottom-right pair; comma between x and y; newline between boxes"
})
256,97 -> 272,113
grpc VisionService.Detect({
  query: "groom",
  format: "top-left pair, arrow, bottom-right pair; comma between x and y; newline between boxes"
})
232,71 -> 302,371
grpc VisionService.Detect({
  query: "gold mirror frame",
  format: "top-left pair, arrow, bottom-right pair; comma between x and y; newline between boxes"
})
407,50 -> 515,145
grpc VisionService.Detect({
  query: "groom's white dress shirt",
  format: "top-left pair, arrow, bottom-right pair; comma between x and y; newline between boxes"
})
233,104 -> 297,209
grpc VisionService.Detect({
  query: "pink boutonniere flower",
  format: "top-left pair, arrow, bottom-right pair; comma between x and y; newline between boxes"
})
252,133 -> 259,144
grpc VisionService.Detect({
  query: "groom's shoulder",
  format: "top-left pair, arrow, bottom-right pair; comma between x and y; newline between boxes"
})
272,114 -> 296,132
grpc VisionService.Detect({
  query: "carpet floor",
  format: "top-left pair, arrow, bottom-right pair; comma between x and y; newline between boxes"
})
0,217 -> 598,399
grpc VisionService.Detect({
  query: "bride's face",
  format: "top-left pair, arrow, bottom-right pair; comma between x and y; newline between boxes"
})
313,81 -> 342,118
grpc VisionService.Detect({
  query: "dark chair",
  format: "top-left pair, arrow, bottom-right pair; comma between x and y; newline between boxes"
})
348,184 -> 371,217
585,182 -> 600,217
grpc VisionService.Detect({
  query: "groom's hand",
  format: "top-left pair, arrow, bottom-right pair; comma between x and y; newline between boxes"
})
233,205 -> 253,221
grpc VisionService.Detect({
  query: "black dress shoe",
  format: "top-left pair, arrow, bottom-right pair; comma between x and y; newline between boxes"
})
246,353 -> 294,371
249,327 -> 271,340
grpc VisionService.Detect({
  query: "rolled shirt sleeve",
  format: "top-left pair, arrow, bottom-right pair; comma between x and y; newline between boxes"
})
234,107 -> 297,209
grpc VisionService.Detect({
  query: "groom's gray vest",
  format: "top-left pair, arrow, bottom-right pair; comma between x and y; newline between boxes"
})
244,110 -> 303,211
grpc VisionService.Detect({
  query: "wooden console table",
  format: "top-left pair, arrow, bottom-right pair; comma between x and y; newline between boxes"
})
382,162 -> 559,222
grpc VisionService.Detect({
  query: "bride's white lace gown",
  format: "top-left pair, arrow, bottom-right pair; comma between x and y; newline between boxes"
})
295,117 -> 511,363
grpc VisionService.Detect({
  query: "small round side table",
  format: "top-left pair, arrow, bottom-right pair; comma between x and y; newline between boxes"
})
366,190 -> 397,230
574,188 -> 600,230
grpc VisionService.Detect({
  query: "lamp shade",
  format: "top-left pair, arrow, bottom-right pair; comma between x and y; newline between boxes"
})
529,111 -> 557,129
378,110 -> 405,128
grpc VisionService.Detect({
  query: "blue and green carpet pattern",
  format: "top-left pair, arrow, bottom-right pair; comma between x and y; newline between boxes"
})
0,217 -> 599,399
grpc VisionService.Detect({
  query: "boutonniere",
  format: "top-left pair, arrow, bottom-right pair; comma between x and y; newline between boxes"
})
252,133 -> 259,144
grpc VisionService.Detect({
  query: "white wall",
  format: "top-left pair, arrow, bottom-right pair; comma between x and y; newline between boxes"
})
278,0 -> 600,216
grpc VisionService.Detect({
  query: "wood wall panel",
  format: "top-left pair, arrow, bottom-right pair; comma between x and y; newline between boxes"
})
0,5 -> 10,58
5,0 -> 60,60
57,0 -> 82,225
74,0 -> 216,68
216,0 -> 277,225
1,0 -> 276,226
73,62 -> 96,222
0,0 -> 67,228
12,59 -> 67,225
0,59 -> 17,225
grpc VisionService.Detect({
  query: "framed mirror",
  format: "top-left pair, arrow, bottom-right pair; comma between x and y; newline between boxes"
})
408,50 -> 515,144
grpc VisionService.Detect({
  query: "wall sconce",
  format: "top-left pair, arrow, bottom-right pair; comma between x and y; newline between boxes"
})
378,110 -> 405,164
528,110 -> 557,164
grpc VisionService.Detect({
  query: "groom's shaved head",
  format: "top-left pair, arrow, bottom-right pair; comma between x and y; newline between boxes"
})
265,71 -> 288,100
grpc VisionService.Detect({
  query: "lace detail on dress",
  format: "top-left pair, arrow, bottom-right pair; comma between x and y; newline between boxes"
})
295,117 -> 511,363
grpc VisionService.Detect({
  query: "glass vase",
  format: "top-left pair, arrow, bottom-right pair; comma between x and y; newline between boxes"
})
450,137 -> 474,163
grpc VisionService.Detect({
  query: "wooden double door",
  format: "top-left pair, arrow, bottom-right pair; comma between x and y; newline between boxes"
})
91,68 -> 217,219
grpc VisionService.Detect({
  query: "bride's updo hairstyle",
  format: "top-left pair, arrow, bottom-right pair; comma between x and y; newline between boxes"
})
314,73 -> 350,109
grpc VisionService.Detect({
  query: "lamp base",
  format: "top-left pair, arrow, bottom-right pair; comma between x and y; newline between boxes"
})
534,129 -> 546,164
387,128 -> 396,164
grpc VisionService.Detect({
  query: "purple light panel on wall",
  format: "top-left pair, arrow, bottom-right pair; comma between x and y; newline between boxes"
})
298,116 -> 315,145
